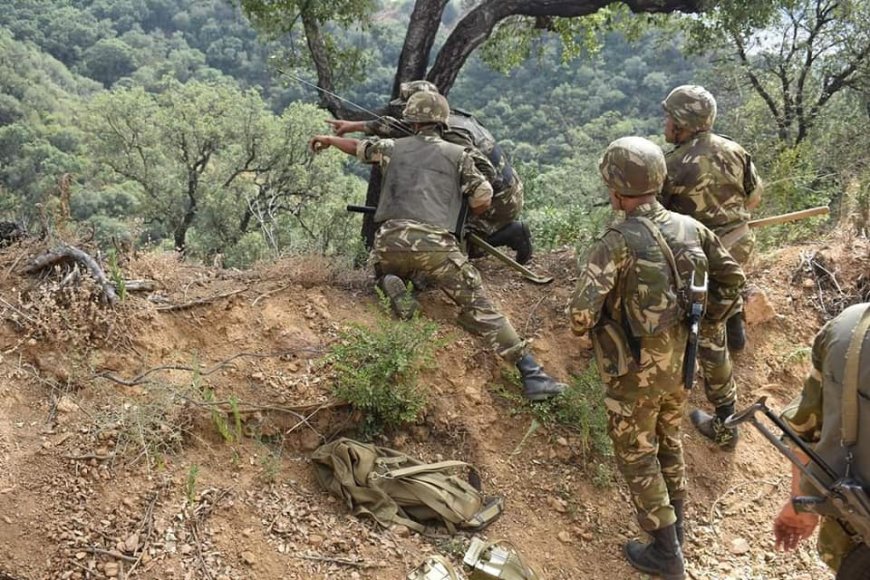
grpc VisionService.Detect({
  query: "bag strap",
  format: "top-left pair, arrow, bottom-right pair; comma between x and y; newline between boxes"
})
842,305 -> 870,446
378,460 -> 469,479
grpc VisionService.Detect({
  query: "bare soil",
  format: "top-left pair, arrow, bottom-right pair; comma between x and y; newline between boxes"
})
1,231 -> 868,580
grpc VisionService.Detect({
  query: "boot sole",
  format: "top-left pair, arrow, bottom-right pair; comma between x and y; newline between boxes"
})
623,545 -> 686,580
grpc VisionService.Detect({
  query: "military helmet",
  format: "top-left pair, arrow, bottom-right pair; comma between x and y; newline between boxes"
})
389,80 -> 440,106
598,136 -> 667,197
402,91 -> 450,124
662,85 -> 717,131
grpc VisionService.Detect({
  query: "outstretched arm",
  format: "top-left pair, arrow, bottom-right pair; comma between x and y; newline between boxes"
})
325,119 -> 367,136
309,135 -> 360,156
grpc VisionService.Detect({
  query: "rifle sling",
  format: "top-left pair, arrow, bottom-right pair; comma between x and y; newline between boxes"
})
842,305 -> 870,446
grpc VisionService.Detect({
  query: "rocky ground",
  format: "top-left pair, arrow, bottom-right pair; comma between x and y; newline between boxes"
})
0,231 -> 868,580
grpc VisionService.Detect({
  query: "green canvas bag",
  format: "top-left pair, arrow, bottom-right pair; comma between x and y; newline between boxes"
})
312,438 -> 503,535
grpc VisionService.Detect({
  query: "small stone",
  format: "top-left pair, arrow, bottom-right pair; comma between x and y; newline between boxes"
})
547,496 -> 568,513
103,562 -> 119,577
308,534 -> 324,546
75,552 -> 86,560
557,531 -> 572,543
180,544 -> 193,555
556,436 -> 569,447
241,550 -> 256,565
124,532 -> 140,553
393,525 -> 411,538
729,537 -> 750,555
55,396 -> 78,415
744,287 -> 776,325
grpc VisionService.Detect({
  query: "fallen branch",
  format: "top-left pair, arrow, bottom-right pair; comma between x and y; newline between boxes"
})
64,453 -> 116,461
289,553 -> 383,568
126,489 -> 161,577
706,477 -> 783,532
24,245 -> 118,304
123,279 -> 158,293
155,288 -> 245,312
251,283 -> 293,307
81,547 -> 137,563
92,349 -> 322,386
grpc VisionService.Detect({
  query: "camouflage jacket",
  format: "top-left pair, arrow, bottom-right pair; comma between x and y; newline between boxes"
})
783,303 -> 870,493
357,127 -> 493,253
570,202 -> 745,378
365,115 -> 514,193
661,131 -> 762,234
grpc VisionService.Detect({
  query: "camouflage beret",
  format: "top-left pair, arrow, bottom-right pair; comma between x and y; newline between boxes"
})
389,80 -> 441,106
402,91 -> 450,124
662,85 -> 717,132
598,136 -> 667,197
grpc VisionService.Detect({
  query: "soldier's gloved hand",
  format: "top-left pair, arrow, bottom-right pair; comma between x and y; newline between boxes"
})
309,135 -> 331,153
325,119 -> 355,136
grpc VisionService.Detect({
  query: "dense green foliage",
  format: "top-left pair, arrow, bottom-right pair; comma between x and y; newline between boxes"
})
1,0 -> 867,264
326,298 -> 440,437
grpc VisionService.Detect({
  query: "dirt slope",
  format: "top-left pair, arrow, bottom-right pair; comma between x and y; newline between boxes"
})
1,232 -> 868,580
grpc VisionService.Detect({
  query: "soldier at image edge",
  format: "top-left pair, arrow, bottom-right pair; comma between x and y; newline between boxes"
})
309,91 -> 565,402
773,302 -> 870,576
569,136 -> 745,580
660,84 -> 763,451
327,79 -> 534,265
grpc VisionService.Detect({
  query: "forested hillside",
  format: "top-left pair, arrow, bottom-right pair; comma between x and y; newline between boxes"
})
1,0 -> 868,260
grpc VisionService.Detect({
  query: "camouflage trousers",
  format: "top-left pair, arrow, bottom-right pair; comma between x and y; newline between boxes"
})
467,173 -> 524,237
818,517 -> 861,572
372,239 -> 525,362
698,320 -> 736,408
605,383 -> 687,531
694,222 -> 750,409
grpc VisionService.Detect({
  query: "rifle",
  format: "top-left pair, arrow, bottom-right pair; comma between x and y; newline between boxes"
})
682,271 -> 708,390
346,205 -> 554,285
726,397 -> 870,546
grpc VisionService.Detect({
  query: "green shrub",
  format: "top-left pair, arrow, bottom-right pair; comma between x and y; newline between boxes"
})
492,365 -> 612,459
326,297 -> 440,437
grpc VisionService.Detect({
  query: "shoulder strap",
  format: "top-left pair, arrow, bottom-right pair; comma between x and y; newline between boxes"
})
633,216 -> 684,292
842,305 -> 870,446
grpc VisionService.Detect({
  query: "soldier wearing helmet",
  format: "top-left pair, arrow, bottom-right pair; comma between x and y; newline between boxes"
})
309,92 -> 565,402
661,85 -> 763,451
570,137 -> 744,580
326,80 -> 533,264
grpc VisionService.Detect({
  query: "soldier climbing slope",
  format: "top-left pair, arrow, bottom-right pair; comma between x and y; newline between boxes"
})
660,85 -> 764,450
327,80 -> 534,264
773,302 -> 870,577
310,91 -> 564,402
569,137 -> 745,580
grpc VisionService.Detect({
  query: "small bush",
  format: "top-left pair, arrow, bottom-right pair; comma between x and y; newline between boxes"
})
493,365 -> 612,460
325,297 -> 440,437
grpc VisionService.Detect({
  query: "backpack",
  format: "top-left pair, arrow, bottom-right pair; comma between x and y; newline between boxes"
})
312,438 -> 503,535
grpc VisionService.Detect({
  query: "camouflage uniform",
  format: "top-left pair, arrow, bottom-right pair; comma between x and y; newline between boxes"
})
660,85 -> 763,413
781,303 -> 870,572
571,137 -> 745,532
366,113 -> 522,236
358,128 -> 525,362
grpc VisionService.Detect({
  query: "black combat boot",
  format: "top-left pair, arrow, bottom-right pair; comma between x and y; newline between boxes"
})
376,274 -> 420,321
690,402 -> 738,450
671,499 -> 686,546
624,524 -> 686,580
726,312 -> 747,352
515,354 -> 565,401
486,222 -> 533,265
